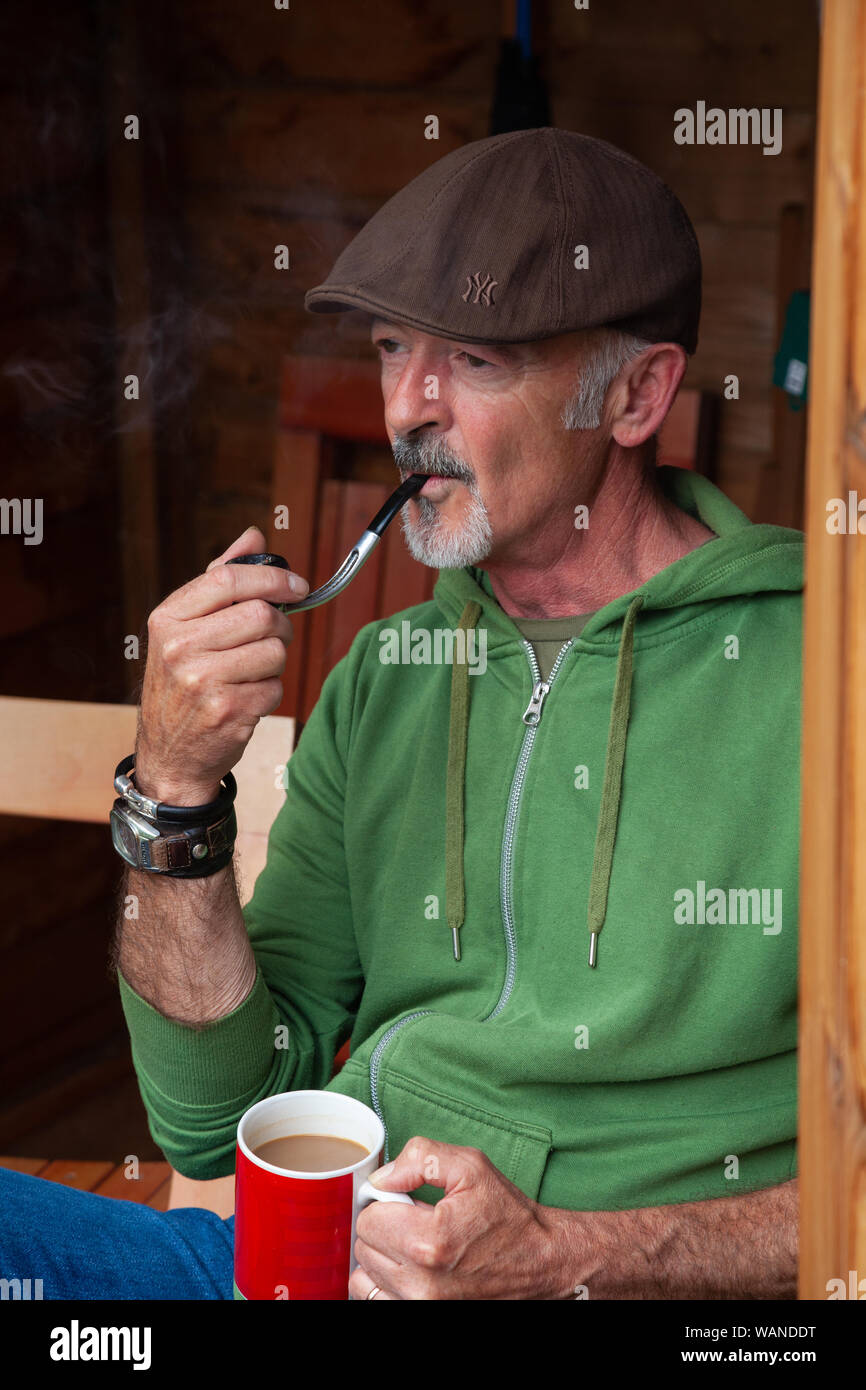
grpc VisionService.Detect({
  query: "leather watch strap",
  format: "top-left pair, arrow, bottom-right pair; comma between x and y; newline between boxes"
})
145,807 -> 237,872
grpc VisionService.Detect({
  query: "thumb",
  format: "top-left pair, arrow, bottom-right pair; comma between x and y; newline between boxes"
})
368,1137 -> 462,1194
206,525 -> 268,571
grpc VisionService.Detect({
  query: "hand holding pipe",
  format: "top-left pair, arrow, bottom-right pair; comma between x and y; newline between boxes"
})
227,472 -> 428,613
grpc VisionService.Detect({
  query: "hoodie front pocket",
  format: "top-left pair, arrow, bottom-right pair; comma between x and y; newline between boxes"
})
376,1066 -> 553,1204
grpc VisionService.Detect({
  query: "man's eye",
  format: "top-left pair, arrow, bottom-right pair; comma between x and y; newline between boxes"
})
376,339 -> 401,354
461,352 -> 492,369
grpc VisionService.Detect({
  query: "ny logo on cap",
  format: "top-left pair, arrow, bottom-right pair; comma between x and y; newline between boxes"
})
462,272 -> 498,307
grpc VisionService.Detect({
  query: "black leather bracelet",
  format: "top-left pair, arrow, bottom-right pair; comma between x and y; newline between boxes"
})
113,754 -> 237,825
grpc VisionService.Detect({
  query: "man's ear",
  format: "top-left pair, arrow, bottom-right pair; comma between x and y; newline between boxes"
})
609,344 -> 687,449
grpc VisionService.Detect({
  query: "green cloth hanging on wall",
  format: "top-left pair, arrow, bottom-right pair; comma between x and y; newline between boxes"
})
772,289 -> 810,411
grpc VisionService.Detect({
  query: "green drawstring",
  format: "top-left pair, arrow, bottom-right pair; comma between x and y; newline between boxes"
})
445,592 -> 643,971
445,600 -> 482,961
586,594 -> 645,967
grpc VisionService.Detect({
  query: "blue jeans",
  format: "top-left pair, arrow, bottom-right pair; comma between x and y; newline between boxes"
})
0,1166 -> 234,1299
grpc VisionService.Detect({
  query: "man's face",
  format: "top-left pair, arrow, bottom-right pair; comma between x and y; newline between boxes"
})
370,319 -> 608,571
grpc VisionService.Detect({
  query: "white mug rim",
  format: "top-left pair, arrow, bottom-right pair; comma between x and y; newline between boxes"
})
237,1089 -> 384,1182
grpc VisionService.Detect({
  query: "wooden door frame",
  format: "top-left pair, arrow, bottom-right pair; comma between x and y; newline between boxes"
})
799,0 -> 866,1300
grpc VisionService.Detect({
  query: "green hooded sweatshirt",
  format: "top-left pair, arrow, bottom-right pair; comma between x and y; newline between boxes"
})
118,466 -> 802,1211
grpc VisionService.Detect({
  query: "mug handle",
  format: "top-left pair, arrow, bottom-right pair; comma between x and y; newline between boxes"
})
357,1179 -> 415,1209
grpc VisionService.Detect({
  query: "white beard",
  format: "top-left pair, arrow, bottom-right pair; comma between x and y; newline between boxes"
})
400,484 -> 494,569
392,433 -> 494,569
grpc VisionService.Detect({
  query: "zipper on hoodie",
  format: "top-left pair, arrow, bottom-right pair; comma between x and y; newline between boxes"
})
368,639 -> 573,1148
482,639 -> 574,1021
369,1010 -> 433,1160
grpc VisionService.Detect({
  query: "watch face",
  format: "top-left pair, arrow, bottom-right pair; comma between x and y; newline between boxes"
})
110,808 -> 140,864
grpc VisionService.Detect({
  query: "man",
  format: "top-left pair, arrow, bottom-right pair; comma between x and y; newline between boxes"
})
0,128 -> 799,1299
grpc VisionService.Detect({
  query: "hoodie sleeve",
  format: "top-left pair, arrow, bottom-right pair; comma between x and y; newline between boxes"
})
116,640 -> 365,1180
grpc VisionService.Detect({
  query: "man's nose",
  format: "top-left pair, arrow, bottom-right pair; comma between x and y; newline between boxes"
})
383,352 -> 452,438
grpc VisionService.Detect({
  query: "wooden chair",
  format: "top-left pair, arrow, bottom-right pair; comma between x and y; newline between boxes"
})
0,695 -> 295,1218
268,356 -> 436,726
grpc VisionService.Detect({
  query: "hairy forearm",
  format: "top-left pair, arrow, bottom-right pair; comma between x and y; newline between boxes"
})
546,1177 -> 798,1300
112,859 -> 257,1028
111,747 -> 258,1026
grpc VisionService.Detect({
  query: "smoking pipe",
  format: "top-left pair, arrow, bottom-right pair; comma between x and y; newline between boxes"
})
227,471 -> 428,613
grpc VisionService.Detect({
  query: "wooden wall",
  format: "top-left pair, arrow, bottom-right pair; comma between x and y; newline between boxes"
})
155,0 -> 819,578
0,1 -> 144,1154
544,0 -> 818,517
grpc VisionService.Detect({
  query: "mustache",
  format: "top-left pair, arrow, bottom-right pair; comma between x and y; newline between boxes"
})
392,434 -> 474,484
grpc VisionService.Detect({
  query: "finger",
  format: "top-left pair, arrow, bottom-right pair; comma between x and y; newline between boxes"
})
178,636 -> 289,688
354,1234 -> 446,1301
354,1187 -> 434,1264
348,1264 -> 397,1301
367,1135 -> 480,1196
167,559 -> 307,621
205,526 -> 268,571
179,598 -> 294,654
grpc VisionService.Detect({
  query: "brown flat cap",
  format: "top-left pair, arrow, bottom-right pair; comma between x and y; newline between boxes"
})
305,127 -> 701,353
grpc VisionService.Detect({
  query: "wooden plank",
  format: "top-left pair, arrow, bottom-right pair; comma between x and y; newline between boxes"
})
712,446 -> 771,521
165,1171 -> 235,1218
299,478 -> 343,725
1,182 -> 107,321
0,7 -> 99,196
0,814 -> 59,851
279,357 -> 387,443
0,501 -> 119,645
657,389 -> 700,471
204,312 -> 375,403
327,482 -> 388,684
798,0 -> 866,1300
0,1000 -> 126,1102
232,713 -> 295,905
37,1160 -> 115,1192
200,401 -> 277,501
542,99 -> 815,227
0,1157 -> 50,1177
379,516 -> 438,619
0,1054 -> 132,1152
146,1176 -> 173,1211
182,197 -> 337,315
180,89 -> 485,201
99,4 -> 160,697
302,482 -> 387,722
547,2 -> 818,111
0,307 -> 103,387
0,914 -> 124,1091
270,430 -> 322,721
0,422 -> 115,521
175,0 -> 500,89
0,602 -> 126,704
0,697 -> 137,821
0,825 -> 118,949
93,1162 -> 172,1204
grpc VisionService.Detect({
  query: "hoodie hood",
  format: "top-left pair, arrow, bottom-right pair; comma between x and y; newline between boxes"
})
432,466 -> 804,968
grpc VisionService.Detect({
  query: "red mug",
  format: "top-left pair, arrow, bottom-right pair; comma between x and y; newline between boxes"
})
234,1090 -> 413,1300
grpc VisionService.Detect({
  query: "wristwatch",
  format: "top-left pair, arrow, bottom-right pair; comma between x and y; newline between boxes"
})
110,800 -> 237,876
110,755 -> 238,878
